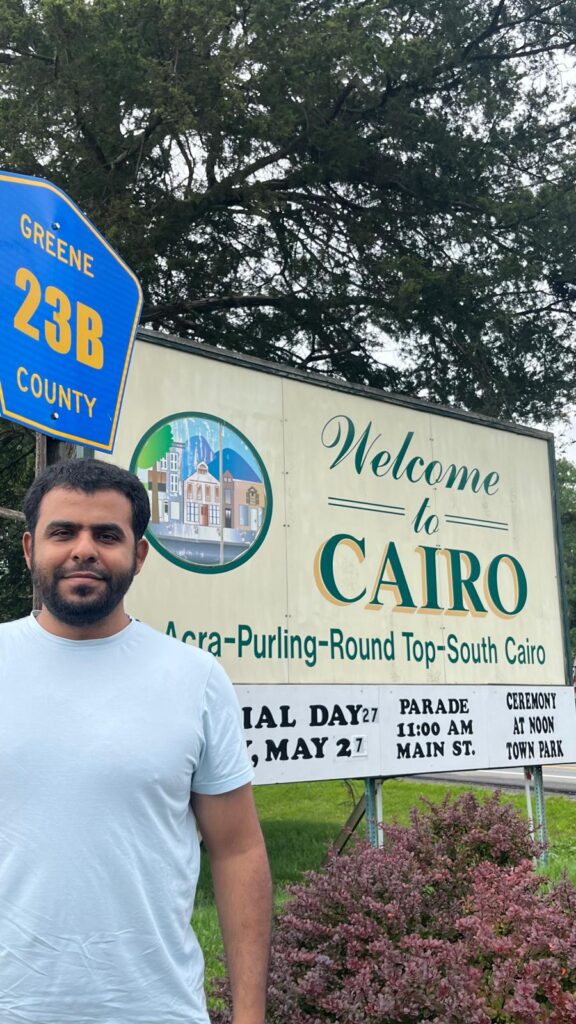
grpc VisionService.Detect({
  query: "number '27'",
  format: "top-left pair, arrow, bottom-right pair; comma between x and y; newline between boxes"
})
13,267 -> 104,370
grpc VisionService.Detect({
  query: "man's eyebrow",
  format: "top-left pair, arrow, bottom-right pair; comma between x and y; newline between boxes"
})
93,523 -> 127,536
44,520 -> 77,532
44,520 -> 127,536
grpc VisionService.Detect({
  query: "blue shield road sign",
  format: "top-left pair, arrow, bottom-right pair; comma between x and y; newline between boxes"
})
0,171 -> 143,451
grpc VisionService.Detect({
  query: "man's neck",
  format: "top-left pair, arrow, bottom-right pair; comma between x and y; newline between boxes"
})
34,605 -> 131,640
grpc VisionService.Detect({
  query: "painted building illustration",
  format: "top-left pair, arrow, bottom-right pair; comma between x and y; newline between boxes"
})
152,440 -> 185,524
135,416 -> 269,569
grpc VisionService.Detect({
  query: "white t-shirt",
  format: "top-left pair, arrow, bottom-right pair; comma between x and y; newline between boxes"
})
0,614 -> 253,1024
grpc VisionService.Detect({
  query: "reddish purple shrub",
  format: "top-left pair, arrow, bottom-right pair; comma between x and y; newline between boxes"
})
210,792 -> 576,1023
457,861 -> 576,1023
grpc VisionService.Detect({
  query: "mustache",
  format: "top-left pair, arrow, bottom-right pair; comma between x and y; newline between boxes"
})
55,566 -> 110,581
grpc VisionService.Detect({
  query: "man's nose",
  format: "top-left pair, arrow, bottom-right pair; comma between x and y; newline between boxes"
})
70,531 -> 98,561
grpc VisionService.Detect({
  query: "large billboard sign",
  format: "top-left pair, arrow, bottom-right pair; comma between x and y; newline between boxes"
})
100,331 -> 576,780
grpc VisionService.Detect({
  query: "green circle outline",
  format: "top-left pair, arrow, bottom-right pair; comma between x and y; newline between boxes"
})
130,411 -> 273,574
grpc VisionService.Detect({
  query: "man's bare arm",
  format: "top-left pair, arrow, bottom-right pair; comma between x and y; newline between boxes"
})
191,784 -> 272,1024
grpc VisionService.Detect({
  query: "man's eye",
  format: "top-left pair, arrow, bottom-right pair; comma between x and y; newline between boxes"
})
51,529 -> 71,539
98,533 -> 119,543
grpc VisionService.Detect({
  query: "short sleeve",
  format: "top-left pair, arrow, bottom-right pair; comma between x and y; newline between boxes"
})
191,658 -> 254,795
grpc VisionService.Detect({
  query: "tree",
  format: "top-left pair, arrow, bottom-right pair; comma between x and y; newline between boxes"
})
2,0 -> 576,422
136,423 -> 174,522
556,457 -> 576,660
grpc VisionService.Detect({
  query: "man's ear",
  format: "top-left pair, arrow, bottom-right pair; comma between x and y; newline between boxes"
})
134,537 -> 149,576
22,532 -> 33,571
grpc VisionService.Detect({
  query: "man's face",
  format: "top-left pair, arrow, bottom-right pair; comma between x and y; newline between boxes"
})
23,487 -> 148,629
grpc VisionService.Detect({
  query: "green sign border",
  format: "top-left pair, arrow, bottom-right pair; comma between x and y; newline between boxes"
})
130,410 -> 273,575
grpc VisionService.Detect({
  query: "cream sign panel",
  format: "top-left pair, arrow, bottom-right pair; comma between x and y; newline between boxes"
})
282,385 -> 565,685
102,335 -> 567,688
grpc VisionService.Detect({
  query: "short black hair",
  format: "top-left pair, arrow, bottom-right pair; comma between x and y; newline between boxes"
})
23,459 -> 151,540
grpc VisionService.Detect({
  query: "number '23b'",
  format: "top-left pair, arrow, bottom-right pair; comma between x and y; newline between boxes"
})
14,267 -> 104,370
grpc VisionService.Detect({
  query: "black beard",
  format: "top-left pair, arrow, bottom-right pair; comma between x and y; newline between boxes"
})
31,557 -> 137,627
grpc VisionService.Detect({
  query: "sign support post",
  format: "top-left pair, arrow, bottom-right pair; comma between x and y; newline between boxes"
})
375,780 -> 384,848
533,765 -> 549,863
364,778 -> 379,848
523,768 -> 535,846
365,779 -> 384,849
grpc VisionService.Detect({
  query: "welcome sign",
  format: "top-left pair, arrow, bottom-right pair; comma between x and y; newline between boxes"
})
99,331 -> 575,778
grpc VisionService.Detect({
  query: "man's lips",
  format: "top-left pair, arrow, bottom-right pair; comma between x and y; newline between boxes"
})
60,572 -> 105,580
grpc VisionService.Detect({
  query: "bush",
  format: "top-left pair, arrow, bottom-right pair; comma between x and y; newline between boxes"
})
211,792 -> 576,1023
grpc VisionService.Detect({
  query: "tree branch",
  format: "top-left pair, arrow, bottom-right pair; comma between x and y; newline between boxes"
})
109,112 -> 163,169
0,48 -> 54,65
143,292 -> 391,319
461,0 -> 507,58
212,81 -> 357,192
0,506 -> 25,523
214,134 -> 306,191
72,90 -> 109,168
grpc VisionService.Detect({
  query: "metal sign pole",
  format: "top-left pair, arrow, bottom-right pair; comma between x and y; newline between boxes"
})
375,780 -> 384,848
533,764 -> 549,864
523,766 -> 537,867
364,778 -> 378,847
365,778 -> 384,848
523,767 -> 534,829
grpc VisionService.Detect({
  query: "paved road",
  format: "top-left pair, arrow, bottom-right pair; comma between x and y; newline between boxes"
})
412,764 -> 576,795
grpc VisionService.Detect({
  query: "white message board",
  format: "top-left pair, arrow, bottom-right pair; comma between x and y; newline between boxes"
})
236,685 -> 576,784
100,333 -> 575,778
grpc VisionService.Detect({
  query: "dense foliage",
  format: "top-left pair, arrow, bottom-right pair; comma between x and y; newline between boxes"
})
212,792 -> 576,1023
0,422 -> 34,621
2,1 -> 576,419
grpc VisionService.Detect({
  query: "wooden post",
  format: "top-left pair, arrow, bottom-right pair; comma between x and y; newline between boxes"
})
35,434 -> 75,474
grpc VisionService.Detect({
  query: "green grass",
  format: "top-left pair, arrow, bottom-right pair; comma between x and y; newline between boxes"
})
193,778 -> 576,987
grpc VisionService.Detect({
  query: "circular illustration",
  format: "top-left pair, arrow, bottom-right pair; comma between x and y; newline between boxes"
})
130,413 -> 272,574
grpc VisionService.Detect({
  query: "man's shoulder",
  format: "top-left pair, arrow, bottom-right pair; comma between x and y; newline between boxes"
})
130,618 -> 216,671
0,615 -> 31,637
0,615 -> 33,653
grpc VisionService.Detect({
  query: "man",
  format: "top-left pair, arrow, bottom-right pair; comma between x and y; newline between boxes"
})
0,458 -> 271,1024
